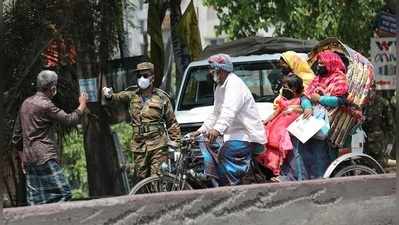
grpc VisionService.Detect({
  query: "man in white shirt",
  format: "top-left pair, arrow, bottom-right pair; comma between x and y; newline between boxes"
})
192,54 -> 266,186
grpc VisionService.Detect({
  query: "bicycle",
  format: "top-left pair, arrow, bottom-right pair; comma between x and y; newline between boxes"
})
129,134 -> 271,195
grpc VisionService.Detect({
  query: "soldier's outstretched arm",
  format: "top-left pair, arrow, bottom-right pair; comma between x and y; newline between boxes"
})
164,97 -> 181,141
109,91 -> 135,104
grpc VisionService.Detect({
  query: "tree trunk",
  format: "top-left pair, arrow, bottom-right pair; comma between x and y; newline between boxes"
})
83,104 -> 123,197
147,0 -> 167,87
118,0 -> 130,87
77,52 -> 123,197
169,0 -> 191,95
395,0 -> 399,176
70,0 -> 124,198
119,0 -> 130,60
0,58 -> 5,221
1,0 -> 7,215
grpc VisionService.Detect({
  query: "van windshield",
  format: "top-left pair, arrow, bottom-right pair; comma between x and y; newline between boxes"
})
178,61 -> 282,111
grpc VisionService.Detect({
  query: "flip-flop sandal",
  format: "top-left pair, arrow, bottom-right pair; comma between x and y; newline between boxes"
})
270,177 -> 281,182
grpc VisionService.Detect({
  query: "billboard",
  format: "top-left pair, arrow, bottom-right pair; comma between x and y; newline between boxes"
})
370,37 -> 397,90
375,11 -> 396,35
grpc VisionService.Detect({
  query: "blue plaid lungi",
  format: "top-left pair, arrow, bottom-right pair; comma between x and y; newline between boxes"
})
26,159 -> 72,205
199,138 -> 257,186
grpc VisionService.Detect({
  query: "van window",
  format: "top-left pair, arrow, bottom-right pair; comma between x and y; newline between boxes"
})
179,61 -> 281,111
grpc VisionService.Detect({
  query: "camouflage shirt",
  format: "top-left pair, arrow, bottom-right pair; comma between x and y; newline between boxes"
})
364,94 -> 394,143
110,88 -> 181,152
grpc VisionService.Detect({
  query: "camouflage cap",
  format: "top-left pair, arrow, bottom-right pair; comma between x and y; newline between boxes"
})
134,62 -> 154,72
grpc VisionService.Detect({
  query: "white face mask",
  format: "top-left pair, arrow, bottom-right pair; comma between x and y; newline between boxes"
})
50,86 -> 57,98
210,70 -> 219,84
138,77 -> 151,89
212,74 -> 219,83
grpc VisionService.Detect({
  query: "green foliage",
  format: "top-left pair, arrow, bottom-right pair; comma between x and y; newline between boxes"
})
204,0 -> 385,54
2,0 -> 128,116
112,122 -> 133,161
2,0 -> 131,204
62,122 -> 132,199
63,129 -> 88,199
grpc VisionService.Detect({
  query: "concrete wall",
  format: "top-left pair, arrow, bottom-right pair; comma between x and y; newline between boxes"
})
2,174 -> 396,225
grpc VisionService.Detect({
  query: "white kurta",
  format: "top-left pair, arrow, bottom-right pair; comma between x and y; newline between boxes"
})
198,73 -> 266,144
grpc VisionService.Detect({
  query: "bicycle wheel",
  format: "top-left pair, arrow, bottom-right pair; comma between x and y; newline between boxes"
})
333,164 -> 378,177
129,175 -> 193,195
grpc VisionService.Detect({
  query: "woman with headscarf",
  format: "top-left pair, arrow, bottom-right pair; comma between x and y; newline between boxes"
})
281,50 -> 349,181
279,51 -> 315,88
274,51 -> 315,113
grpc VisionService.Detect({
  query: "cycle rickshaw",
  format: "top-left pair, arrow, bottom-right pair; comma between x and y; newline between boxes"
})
127,38 -> 385,195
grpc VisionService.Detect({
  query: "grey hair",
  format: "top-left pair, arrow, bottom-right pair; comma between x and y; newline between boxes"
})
37,70 -> 58,91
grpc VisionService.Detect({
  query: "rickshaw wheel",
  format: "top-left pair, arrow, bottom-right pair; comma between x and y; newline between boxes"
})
129,175 -> 193,195
333,164 -> 378,177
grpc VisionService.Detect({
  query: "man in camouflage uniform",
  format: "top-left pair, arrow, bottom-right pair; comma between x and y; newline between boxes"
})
102,62 -> 181,183
364,90 -> 394,166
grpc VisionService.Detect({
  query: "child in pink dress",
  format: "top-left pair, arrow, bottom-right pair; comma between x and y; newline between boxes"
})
256,74 -> 305,178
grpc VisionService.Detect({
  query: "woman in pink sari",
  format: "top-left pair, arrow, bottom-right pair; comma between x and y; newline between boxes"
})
256,74 -> 304,177
281,50 -> 349,181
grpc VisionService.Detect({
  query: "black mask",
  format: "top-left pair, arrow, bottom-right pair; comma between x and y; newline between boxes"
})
315,64 -> 328,76
311,62 -> 318,74
317,65 -> 328,76
281,67 -> 291,76
281,88 -> 295,100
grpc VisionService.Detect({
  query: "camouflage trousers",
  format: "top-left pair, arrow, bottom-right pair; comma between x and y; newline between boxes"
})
131,148 -> 167,184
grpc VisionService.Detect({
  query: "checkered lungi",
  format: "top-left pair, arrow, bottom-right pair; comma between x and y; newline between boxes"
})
26,159 -> 72,205
199,137 -> 256,186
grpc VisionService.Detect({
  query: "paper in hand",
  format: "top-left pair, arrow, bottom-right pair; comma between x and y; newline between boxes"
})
79,78 -> 98,102
287,115 -> 324,143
